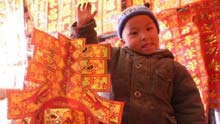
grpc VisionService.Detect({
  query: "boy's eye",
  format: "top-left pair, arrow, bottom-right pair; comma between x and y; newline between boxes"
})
129,31 -> 137,35
146,27 -> 152,31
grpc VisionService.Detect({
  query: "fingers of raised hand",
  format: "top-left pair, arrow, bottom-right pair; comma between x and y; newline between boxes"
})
86,2 -> 92,11
77,2 -> 91,11
77,3 -> 81,11
82,2 -> 87,10
91,10 -> 97,18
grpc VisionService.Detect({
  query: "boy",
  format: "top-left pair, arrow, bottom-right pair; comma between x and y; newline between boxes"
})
71,2 -> 206,124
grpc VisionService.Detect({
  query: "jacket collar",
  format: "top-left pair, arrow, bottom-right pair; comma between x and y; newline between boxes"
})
122,47 -> 174,59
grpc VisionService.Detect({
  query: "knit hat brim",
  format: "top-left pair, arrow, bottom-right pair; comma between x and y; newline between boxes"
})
117,5 -> 160,39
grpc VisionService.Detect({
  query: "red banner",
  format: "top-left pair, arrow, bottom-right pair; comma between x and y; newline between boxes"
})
7,29 -> 124,124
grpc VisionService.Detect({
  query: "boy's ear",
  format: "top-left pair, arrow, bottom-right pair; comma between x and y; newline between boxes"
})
120,39 -> 125,44
119,39 -> 126,47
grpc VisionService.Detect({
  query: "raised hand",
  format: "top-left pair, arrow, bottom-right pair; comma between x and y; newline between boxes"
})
76,2 -> 97,27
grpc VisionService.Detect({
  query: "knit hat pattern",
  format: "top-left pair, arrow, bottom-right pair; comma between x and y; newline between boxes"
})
117,4 -> 160,39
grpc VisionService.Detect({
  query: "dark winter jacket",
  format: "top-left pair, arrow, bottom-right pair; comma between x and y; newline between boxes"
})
71,20 -> 206,124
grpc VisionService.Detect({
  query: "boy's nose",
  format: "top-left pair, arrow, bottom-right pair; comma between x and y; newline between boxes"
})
140,31 -> 149,41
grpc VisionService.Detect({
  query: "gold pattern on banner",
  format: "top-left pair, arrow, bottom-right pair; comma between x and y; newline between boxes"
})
125,0 -> 145,7
82,75 -> 110,92
126,0 -> 203,12
48,0 -> 58,35
206,46 -> 218,56
83,45 -> 110,59
7,28 -> 124,124
44,108 -> 83,124
81,60 -> 107,74
209,60 -> 220,71
101,0 -> 121,34
210,74 -> 220,84
43,107 -> 100,124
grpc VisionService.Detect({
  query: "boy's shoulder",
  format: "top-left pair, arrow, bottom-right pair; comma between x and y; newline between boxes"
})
111,47 -> 175,59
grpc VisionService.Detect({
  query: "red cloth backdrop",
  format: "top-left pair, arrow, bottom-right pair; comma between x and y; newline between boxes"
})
192,0 -> 220,108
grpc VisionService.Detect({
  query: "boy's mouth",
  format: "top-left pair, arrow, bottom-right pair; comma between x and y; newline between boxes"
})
142,43 -> 153,49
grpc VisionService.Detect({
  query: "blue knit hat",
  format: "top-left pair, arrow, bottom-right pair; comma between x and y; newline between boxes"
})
117,3 -> 160,39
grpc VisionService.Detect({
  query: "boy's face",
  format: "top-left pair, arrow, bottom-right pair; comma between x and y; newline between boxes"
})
122,15 -> 159,54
